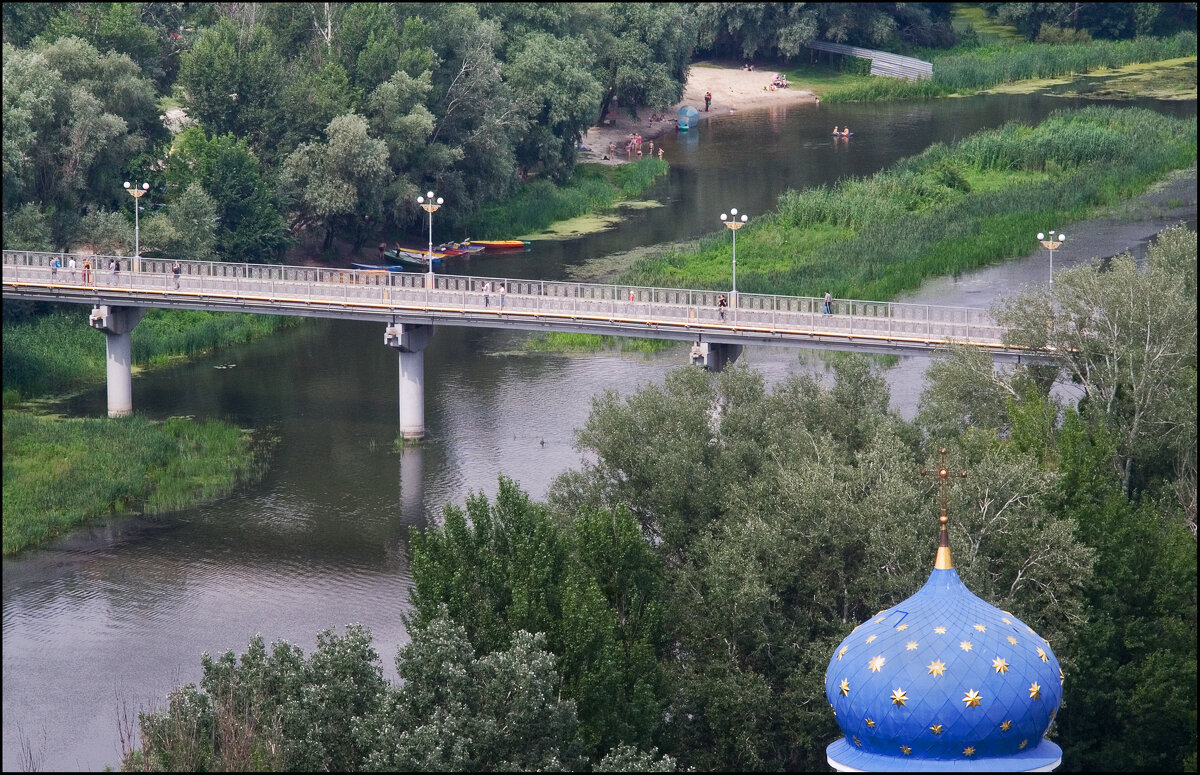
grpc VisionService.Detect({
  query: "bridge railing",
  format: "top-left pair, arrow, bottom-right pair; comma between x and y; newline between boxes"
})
3,250 -> 1004,345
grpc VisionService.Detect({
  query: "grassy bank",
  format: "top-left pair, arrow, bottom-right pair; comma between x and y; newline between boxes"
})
2,307 -> 299,404
616,106 -> 1196,300
2,410 -> 270,555
454,158 -> 668,240
805,32 -> 1196,103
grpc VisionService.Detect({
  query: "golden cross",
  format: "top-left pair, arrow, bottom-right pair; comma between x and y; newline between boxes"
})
919,448 -> 967,570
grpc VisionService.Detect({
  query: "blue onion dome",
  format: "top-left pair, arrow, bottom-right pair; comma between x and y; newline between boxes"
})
824,458 -> 1064,772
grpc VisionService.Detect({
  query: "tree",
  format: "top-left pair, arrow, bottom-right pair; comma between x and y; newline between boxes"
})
408,477 -> 669,761
996,226 -> 1198,499
167,182 -> 219,261
590,4 -> 697,123
2,203 -> 54,251
505,32 -> 602,180
281,113 -> 389,250
165,127 -> 289,262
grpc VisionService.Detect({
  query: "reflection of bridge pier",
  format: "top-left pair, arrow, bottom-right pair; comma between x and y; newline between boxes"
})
398,442 -> 425,522
385,323 -> 434,439
88,305 -> 145,417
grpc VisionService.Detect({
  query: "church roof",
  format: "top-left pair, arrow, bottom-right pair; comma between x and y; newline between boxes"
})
824,453 -> 1063,771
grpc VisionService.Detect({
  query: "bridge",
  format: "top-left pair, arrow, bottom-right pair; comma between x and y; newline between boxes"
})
3,250 -> 1028,438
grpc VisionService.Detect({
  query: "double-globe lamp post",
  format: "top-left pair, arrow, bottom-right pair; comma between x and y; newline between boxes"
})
417,191 -> 443,287
1037,230 -> 1065,287
124,181 -> 150,272
721,208 -> 748,305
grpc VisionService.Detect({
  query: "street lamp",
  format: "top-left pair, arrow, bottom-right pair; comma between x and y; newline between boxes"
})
721,208 -> 748,303
1037,231 -> 1065,286
124,181 -> 150,272
417,191 -> 443,287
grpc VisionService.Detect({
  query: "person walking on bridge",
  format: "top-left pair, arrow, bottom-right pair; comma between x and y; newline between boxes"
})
482,280 -> 490,307
498,283 -> 505,310
172,261 -> 181,289
823,291 -> 833,315
717,293 -> 727,321
68,256 -> 76,281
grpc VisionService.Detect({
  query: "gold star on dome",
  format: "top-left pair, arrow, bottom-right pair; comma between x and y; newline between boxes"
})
1059,668 -> 1064,685
891,688 -> 908,706
1029,682 -> 1042,699
930,724 -> 943,735
963,689 -> 983,708
974,623 -> 987,632
901,745 -> 912,755
906,641 -> 919,651
1019,739 -> 1028,750
896,623 -> 909,631
853,735 -> 861,747
839,679 -> 850,696
1036,647 -> 1049,663
869,655 -> 886,672
865,717 -> 875,729
993,657 -> 1010,674
960,640 -> 973,652
1001,720 -> 1013,731
1001,617 -> 1012,624
964,746 -> 976,757
927,659 -> 947,677
875,616 -> 886,623
838,646 -> 848,660
1007,636 -> 1019,645
934,626 -> 947,634
866,634 -> 878,644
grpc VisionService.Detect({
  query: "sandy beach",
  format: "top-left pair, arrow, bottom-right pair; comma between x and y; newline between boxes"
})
579,62 -> 818,165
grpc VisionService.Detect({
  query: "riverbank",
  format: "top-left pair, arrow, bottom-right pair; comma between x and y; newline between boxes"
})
578,62 -> 818,166
2,411 -> 270,555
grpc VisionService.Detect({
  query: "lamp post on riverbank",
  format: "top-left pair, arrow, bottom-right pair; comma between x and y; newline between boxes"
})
418,191 -> 443,288
1037,231 -> 1065,287
124,181 -> 150,272
721,208 -> 748,305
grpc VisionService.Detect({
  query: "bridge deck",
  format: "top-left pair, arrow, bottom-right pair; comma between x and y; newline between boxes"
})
3,250 -> 1025,358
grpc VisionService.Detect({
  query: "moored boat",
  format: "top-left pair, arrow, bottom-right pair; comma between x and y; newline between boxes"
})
351,262 -> 405,272
464,239 -> 531,251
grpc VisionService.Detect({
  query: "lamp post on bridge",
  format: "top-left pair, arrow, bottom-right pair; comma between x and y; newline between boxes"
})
1037,231 -> 1065,287
124,181 -> 150,272
417,191 -> 443,289
721,208 -> 748,306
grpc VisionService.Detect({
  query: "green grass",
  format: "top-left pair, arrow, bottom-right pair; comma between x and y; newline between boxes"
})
454,158 -> 669,240
616,106 -> 1197,302
2,410 -> 270,554
951,3 -> 1026,45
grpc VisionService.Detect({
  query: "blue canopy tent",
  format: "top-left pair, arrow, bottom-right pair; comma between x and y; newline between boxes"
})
677,105 -> 700,130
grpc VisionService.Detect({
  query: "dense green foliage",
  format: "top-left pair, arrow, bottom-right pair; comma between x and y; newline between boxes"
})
617,107 -> 1197,299
2,410 -> 264,554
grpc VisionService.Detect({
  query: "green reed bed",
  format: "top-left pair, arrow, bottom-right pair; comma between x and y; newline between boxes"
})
2,410 -> 267,554
524,332 -> 675,353
816,32 -> 1196,103
617,107 -> 1196,301
2,308 -> 298,403
454,158 -> 668,239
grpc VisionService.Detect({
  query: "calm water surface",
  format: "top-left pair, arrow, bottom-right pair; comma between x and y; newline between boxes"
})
3,92 -> 1194,771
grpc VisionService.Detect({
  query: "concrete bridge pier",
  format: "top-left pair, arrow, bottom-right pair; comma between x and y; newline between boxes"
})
690,339 -> 742,371
385,323 -> 434,439
89,305 -> 146,417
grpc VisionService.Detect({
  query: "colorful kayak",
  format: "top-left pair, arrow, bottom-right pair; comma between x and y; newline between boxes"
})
438,242 -> 486,255
464,239 -> 531,250
352,263 -> 405,272
385,248 -> 444,264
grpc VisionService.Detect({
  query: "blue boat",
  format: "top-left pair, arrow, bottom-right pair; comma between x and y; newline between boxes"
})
352,263 -> 405,272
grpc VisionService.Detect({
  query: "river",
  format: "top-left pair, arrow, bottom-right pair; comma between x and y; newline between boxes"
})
3,92 -> 1195,771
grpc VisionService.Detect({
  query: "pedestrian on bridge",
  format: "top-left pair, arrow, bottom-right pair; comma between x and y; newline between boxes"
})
824,291 -> 832,315
717,294 -> 727,321
110,258 -> 119,281
482,281 -> 490,307
498,284 -> 506,309
51,257 -> 59,278
82,259 -> 91,284
68,257 -> 76,281
172,261 -> 181,289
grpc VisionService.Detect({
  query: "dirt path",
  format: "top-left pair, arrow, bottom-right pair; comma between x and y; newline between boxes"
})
578,62 -> 818,165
